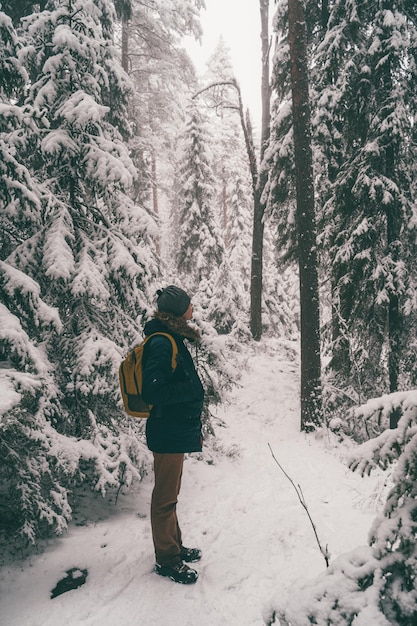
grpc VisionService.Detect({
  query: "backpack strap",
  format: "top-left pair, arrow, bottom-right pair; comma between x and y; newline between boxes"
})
142,332 -> 178,371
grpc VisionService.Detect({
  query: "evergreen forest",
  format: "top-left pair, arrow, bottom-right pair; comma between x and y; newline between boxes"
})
1,1 -> 417,623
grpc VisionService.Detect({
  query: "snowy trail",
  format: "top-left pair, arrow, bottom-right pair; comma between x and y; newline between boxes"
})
0,340 -> 379,626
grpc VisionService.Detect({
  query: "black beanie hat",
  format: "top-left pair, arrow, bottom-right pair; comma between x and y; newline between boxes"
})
156,285 -> 191,317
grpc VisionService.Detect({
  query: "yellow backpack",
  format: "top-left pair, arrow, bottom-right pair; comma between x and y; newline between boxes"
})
119,332 -> 178,418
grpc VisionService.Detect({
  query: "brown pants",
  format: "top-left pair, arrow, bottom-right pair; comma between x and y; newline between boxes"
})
151,452 -> 184,566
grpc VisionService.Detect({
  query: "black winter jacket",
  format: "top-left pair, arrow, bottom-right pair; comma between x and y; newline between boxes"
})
141,317 -> 204,453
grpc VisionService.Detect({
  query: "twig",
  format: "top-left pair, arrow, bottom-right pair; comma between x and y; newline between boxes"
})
268,443 -> 330,567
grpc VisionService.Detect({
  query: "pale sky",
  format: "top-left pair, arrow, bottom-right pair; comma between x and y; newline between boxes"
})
184,0 -> 264,127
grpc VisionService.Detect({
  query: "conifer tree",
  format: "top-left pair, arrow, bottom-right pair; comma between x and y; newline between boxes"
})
314,0 -> 417,400
226,168 -> 253,328
176,103 -> 224,292
175,100 -> 250,335
227,169 -> 252,283
0,1 -> 159,547
287,0 -> 322,429
262,229 -> 300,340
195,39 -> 256,334
272,393 -> 417,626
203,37 -> 238,237
267,0 -> 417,410
266,0 -> 322,428
0,9 -> 64,545
118,0 -> 202,212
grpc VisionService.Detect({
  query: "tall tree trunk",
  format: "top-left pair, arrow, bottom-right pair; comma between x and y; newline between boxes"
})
250,187 -> 265,340
379,52 -> 400,393
222,161 -> 228,245
321,0 -> 330,29
386,149 -> 401,393
151,151 -> 158,216
121,18 -> 129,73
288,0 -> 323,430
250,0 -> 271,340
151,150 -> 160,254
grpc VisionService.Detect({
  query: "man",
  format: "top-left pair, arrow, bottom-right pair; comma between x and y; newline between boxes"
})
142,285 -> 205,584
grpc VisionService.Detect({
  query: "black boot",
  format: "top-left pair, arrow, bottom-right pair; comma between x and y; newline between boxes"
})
155,562 -> 198,584
180,547 -> 202,563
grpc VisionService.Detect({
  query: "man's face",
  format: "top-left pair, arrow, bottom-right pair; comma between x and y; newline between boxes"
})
183,302 -> 193,320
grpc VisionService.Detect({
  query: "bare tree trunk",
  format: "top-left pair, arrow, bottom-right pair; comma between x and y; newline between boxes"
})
250,0 -> 271,341
288,0 -> 323,430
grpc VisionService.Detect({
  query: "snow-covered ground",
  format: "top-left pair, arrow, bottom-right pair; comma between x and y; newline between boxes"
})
0,339 -> 383,626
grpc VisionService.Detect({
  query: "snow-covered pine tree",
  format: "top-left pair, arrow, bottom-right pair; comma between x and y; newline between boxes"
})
262,0 -> 307,341
227,168 -> 252,283
264,0 -> 297,260
193,38 -> 256,335
0,9 -> 66,547
0,10 -> 37,261
262,229 -> 300,340
175,103 -> 224,294
268,0 -> 417,414
202,37 -> 236,234
170,101 -> 239,421
313,0 -> 417,404
261,1 -> 305,342
118,0 -> 202,215
224,167 -> 253,338
0,1 -> 159,549
270,391 -> 417,626
264,0 -> 323,429
176,98 -> 252,336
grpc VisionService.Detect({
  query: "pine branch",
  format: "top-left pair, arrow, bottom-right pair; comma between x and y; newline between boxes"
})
268,443 -> 330,568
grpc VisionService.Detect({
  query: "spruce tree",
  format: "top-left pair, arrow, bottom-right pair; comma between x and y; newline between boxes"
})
176,103 -> 224,291
262,228 -> 300,340
266,0 -> 323,427
225,168 -> 253,336
175,100 -> 252,336
118,0 -> 202,212
203,37 -> 238,237
0,9 -> 65,546
272,393 -> 417,626
0,1 -> 159,548
314,0 -> 417,401
264,0 -> 299,269
268,0 -> 417,411
196,39 -> 255,334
